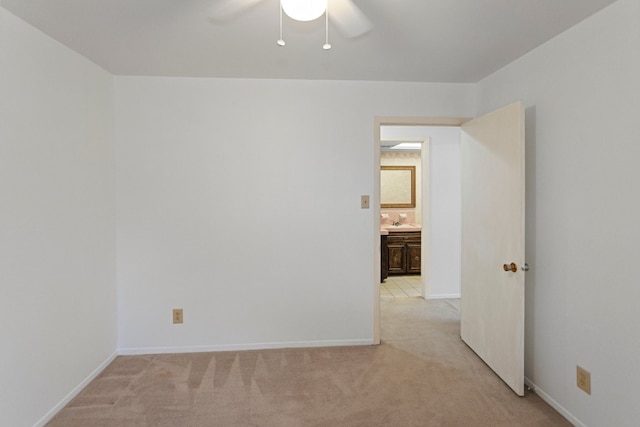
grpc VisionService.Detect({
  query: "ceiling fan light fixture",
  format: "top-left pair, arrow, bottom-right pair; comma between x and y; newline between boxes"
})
281,0 -> 327,22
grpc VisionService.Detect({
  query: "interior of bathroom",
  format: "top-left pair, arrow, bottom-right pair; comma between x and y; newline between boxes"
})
379,126 -> 462,301
379,144 -> 423,299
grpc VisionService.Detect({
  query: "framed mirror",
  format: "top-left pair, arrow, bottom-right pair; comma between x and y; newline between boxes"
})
381,166 -> 416,208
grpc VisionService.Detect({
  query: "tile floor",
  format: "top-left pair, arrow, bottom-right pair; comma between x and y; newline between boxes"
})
380,275 -> 422,299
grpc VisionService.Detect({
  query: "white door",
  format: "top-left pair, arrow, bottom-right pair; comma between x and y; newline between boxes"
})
460,102 -> 525,396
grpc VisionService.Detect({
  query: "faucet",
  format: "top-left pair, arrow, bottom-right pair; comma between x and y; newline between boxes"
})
393,213 -> 407,226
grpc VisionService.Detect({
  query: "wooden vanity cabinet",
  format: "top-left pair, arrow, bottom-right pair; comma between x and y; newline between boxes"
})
406,242 -> 421,273
385,231 -> 421,275
381,235 -> 389,282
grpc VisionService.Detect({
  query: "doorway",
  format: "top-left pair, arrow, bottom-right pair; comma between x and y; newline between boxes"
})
379,137 -> 426,299
373,117 -> 468,344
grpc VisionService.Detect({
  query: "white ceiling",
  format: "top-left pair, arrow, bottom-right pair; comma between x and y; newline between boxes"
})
1,0 -> 617,83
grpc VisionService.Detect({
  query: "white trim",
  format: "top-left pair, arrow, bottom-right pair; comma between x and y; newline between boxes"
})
420,138 -> 430,301
427,293 -> 461,300
373,121 -> 382,345
33,351 -> 118,427
118,339 -> 374,356
524,377 -> 586,427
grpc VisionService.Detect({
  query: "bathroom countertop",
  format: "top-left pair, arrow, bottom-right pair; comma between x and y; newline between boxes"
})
380,224 -> 422,235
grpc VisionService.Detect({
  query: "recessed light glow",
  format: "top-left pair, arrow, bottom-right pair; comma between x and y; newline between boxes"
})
391,142 -> 422,150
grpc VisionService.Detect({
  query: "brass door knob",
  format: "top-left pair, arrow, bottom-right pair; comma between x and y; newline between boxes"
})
503,263 -> 518,273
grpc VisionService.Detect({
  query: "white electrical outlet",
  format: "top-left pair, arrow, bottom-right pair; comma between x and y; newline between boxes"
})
173,308 -> 183,324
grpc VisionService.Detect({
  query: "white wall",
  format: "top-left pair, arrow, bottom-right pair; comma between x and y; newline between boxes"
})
380,126 -> 462,299
476,0 -> 640,425
0,8 -> 117,427
428,128 -> 462,298
114,77 -> 474,353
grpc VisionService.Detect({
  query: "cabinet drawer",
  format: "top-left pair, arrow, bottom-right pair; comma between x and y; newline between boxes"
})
387,232 -> 420,241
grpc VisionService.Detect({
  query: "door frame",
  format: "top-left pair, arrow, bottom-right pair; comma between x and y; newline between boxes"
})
373,116 -> 470,344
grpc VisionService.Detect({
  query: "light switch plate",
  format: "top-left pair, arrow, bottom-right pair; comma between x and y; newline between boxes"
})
361,195 -> 370,209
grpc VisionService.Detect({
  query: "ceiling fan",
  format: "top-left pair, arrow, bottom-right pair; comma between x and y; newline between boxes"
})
208,0 -> 373,49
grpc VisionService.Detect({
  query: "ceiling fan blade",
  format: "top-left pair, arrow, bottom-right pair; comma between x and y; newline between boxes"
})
328,0 -> 373,38
208,0 -> 266,22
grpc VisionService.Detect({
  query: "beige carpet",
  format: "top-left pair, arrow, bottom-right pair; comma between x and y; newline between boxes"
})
47,298 -> 571,426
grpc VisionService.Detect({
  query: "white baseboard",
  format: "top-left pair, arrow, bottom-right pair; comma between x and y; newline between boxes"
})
525,377 -> 585,427
34,351 -> 118,427
426,293 -> 461,300
118,338 -> 375,356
